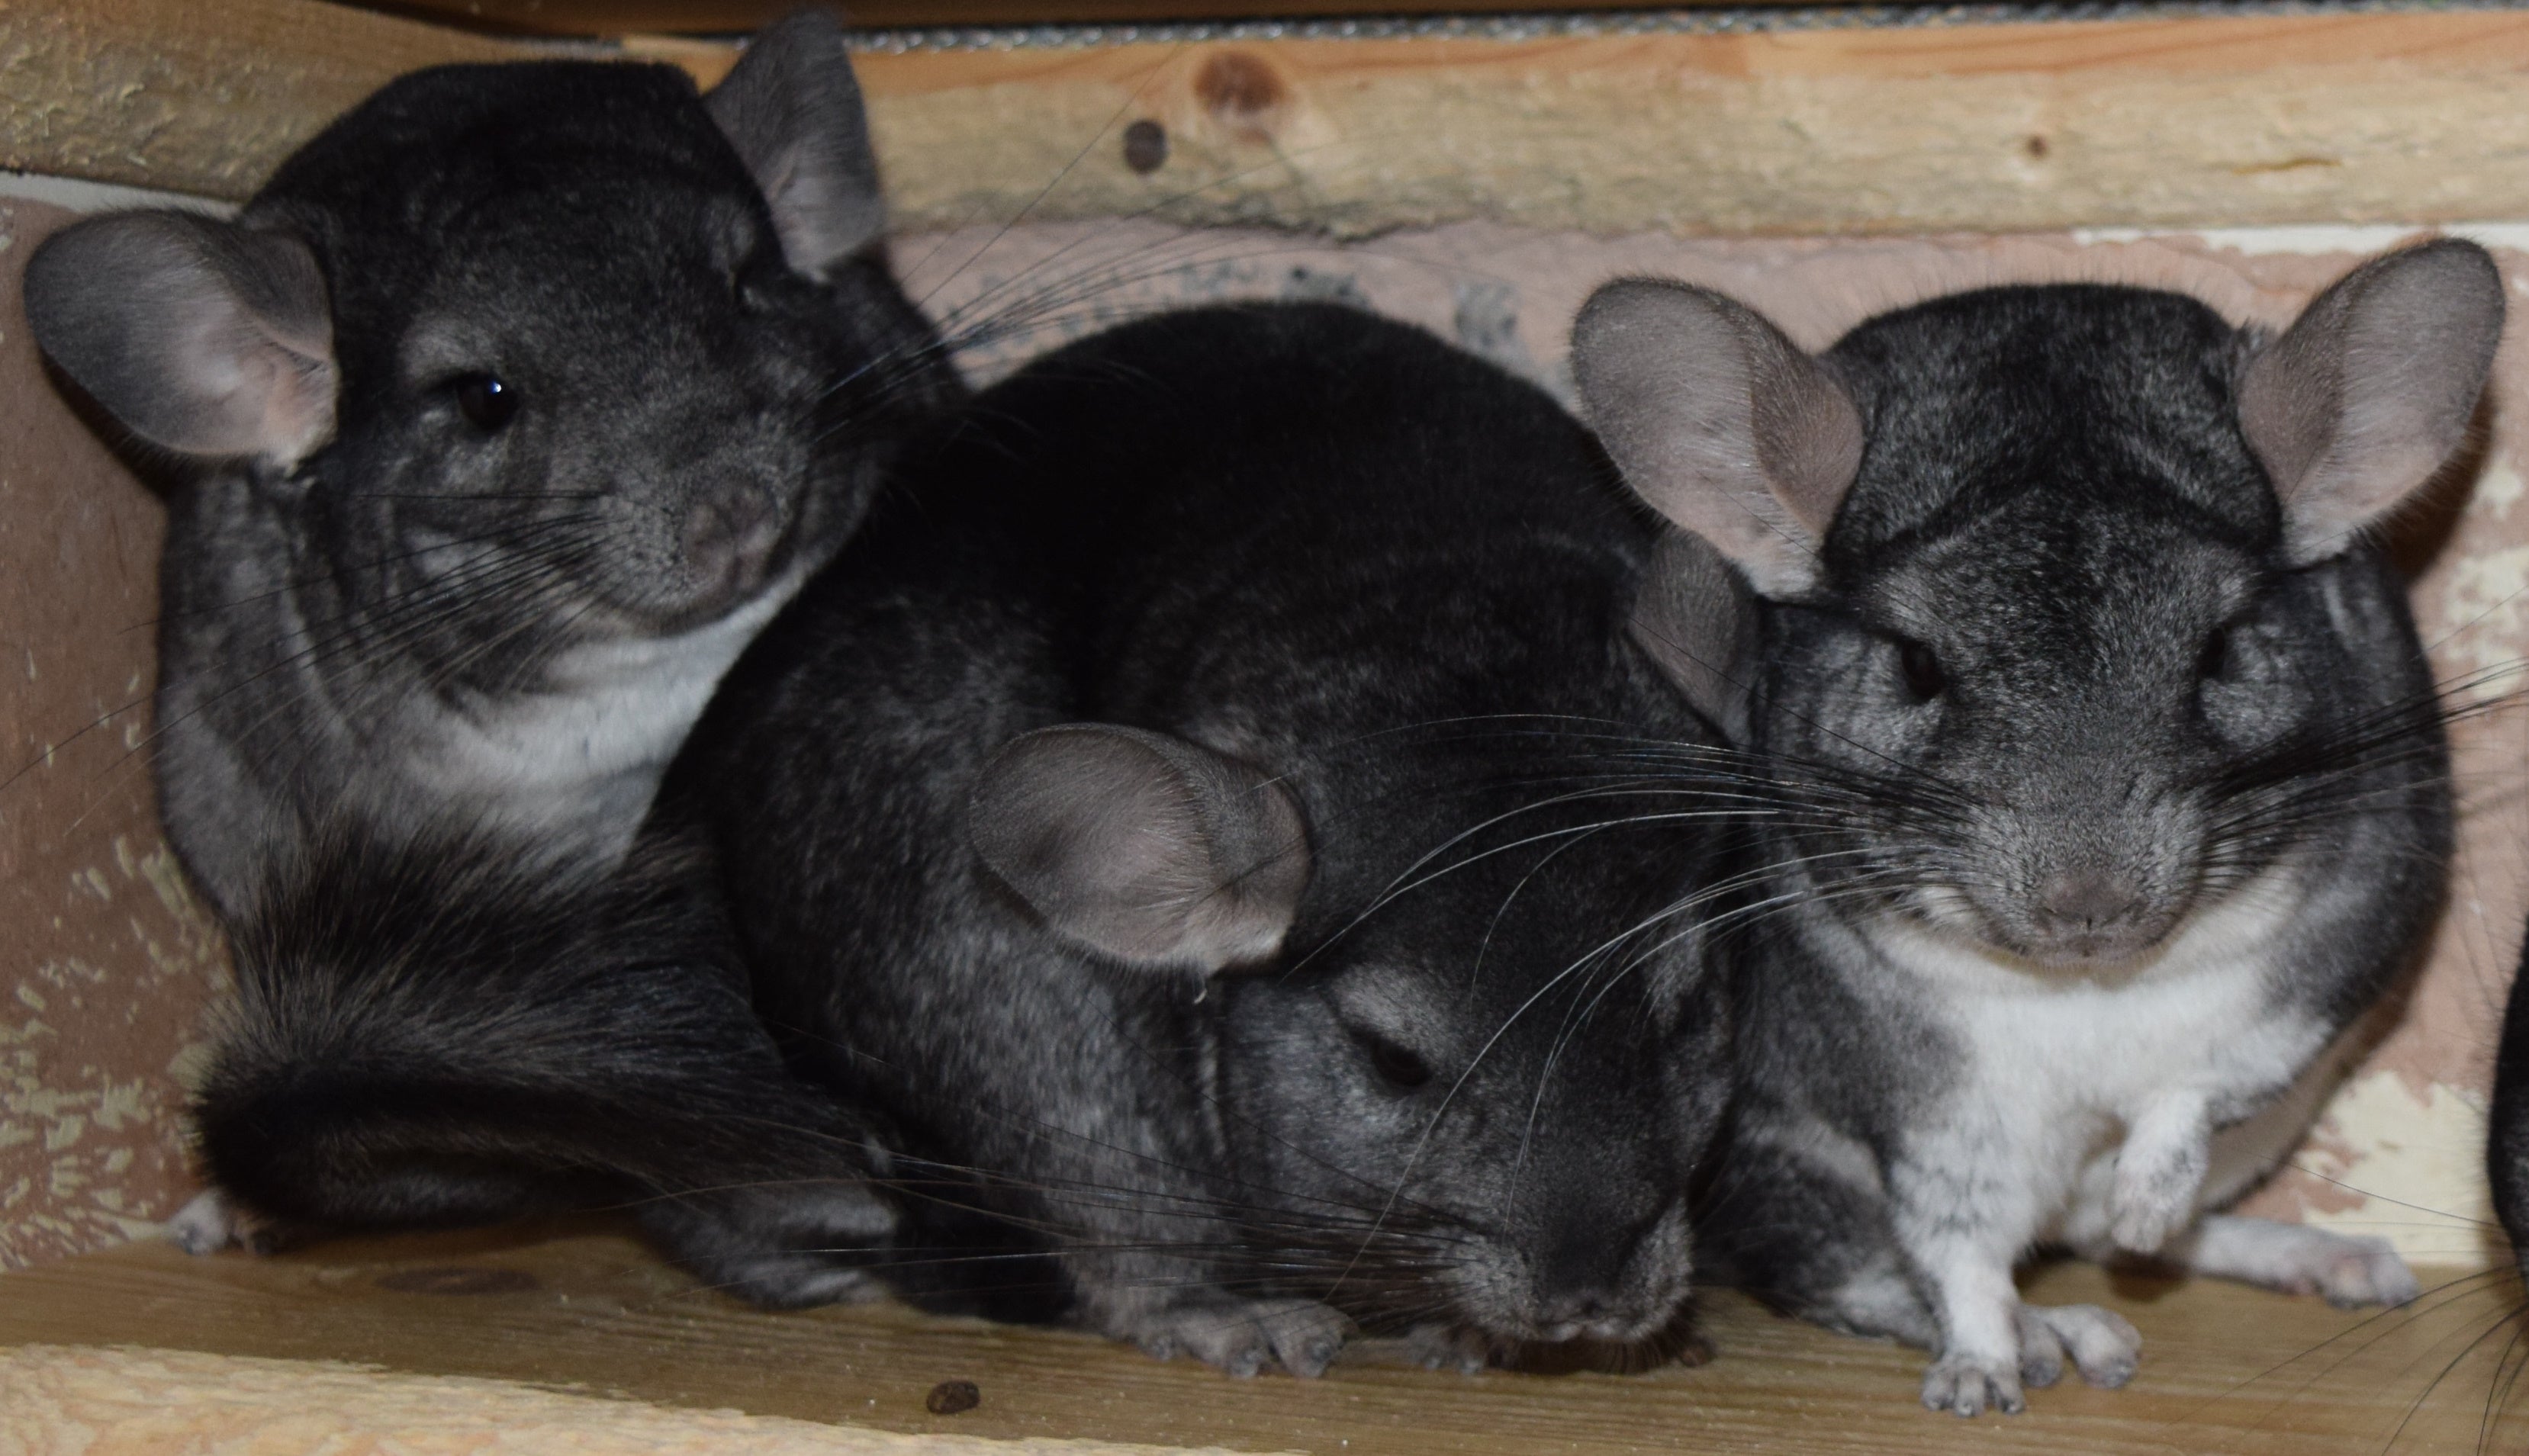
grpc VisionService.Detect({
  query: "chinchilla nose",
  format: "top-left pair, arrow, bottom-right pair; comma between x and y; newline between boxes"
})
680,481 -> 786,603
2033,870 -> 2148,937
1529,1216 -> 1662,1339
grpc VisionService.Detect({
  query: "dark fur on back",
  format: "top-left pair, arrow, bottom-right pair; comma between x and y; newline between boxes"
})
671,302 -> 1739,1366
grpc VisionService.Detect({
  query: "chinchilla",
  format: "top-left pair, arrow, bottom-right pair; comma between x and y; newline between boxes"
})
189,814 -> 905,1307
664,301 -> 1744,1374
2493,915 -> 2529,1281
21,11 -> 960,924
1570,239 -> 2502,1415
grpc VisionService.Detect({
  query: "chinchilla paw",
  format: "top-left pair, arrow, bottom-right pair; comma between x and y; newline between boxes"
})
2022,1302 -> 2139,1387
1406,1323 -> 1493,1374
1131,1296 -> 1349,1378
2296,1233 -> 2421,1309
163,1188 -> 260,1255
1920,1351 -> 2025,1417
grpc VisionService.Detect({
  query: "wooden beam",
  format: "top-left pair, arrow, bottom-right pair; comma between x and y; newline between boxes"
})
0,0 -> 539,200
13,0 -> 2529,237
343,0 -> 1828,36
849,12 -> 2529,238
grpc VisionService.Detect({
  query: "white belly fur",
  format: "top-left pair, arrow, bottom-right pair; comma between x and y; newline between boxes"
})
1863,864 -> 2330,1246
414,563 -> 809,856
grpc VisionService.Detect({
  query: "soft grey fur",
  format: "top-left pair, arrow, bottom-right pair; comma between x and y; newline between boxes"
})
1573,242 -> 2499,1416
23,13 -> 956,919
674,303 -> 1742,1374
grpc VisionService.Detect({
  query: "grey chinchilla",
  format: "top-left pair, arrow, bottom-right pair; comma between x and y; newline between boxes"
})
1572,241 -> 2500,1416
664,301 -> 1747,1375
23,11 -> 960,923
46,13 -> 959,1284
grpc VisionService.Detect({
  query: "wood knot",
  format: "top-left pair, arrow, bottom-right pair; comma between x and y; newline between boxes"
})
1122,118 -> 1169,174
1195,51 -> 1288,140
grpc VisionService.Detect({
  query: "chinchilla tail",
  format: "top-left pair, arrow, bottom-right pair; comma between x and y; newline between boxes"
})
191,820 -> 899,1305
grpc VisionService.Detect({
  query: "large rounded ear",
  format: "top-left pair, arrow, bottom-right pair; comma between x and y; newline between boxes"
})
1630,528 -> 1756,742
1572,279 -> 1863,599
706,9 -> 886,278
2238,239 -> 2505,565
24,211 -> 336,465
969,725 -> 1311,973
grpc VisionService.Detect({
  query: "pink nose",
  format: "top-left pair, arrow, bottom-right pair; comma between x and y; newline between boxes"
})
2034,872 -> 2147,935
681,485 -> 785,596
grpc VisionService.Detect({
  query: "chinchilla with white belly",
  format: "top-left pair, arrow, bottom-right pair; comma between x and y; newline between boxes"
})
1572,240 -> 2501,1415
33,11 -> 958,1272
23,11 -> 958,922
669,301 -> 1746,1374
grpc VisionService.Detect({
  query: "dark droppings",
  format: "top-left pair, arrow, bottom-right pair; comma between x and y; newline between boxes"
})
925,1380 -> 982,1415
1122,118 -> 1168,173
374,1265 -> 540,1296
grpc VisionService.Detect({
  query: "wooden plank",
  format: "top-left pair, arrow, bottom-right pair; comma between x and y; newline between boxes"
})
0,1223 -> 2521,1454
0,0 -> 542,198
845,14 -> 2529,237
15,0 -> 2529,237
363,0 -> 1823,35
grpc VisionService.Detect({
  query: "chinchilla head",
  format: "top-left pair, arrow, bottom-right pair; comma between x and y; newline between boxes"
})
24,11 -> 951,671
968,719 -> 1726,1354
1575,241 -> 2500,969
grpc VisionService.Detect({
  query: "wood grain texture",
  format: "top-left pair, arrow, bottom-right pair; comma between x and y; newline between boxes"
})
351,0 -> 1816,35
0,0 -> 536,198
848,16 -> 2529,238
0,1225 -> 2520,1454
18,0 -> 2529,236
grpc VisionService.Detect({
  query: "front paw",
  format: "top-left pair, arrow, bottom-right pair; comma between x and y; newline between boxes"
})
2107,1171 -> 2196,1254
1921,1352 -> 2025,1417
2017,1303 -> 2141,1389
164,1188 -> 284,1255
2286,1233 -> 2421,1309
1129,1297 -> 1349,1378
1405,1324 -> 1491,1374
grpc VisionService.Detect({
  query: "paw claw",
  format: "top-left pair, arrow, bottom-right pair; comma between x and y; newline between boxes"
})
1122,1297 -> 1347,1378
1922,1355 -> 2023,1417
1405,1324 -> 1490,1375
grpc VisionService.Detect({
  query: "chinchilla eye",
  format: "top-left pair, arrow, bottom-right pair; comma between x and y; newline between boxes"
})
451,374 -> 516,432
2196,625 -> 2231,681
1896,636 -> 1945,702
1357,1031 -> 1433,1091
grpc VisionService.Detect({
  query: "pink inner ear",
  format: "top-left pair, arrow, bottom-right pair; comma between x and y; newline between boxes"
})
2240,242 -> 2503,563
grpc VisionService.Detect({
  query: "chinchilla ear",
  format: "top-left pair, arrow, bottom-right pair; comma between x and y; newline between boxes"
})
1572,278 -> 1863,598
969,724 -> 1311,974
1630,528 -> 1756,742
24,210 -> 336,465
2239,239 -> 2505,565
705,9 -> 886,278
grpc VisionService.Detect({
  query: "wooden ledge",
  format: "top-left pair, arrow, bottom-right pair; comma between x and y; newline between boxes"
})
14,0 -> 2529,236
0,1222 -> 2518,1453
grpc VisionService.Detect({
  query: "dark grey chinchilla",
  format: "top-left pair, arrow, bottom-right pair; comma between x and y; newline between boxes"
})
2491,914 -> 2529,1279
1571,240 -> 2501,1416
24,11 -> 960,1265
22,11 -> 957,926
663,301 -> 1746,1375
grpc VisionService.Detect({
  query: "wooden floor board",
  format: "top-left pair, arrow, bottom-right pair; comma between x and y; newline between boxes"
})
2,1223 -> 2523,1452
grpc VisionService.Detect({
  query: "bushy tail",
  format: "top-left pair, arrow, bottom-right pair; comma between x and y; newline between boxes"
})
195,823 -> 896,1306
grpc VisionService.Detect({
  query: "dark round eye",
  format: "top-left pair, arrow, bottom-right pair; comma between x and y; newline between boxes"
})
1359,1033 -> 1433,1091
1896,637 -> 1945,702
452,374 -> 516,432
2196,626 -> 2231,682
